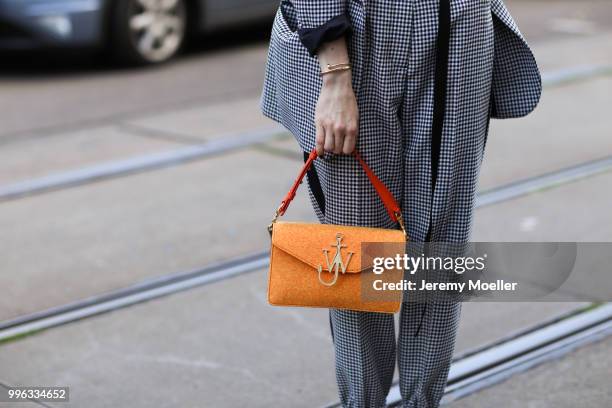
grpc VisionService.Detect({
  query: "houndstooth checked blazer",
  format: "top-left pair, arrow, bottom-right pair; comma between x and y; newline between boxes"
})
259,0 -> 542,243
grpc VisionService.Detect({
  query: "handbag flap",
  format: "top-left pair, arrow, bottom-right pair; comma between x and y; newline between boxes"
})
271,221 -> 406,274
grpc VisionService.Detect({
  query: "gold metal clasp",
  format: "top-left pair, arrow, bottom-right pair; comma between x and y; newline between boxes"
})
395,212 -> 408,240
267,205 -> 283,236
317,233 -> 354,286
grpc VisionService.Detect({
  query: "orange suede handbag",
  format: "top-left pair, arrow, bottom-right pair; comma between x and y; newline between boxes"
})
267,149 -> 408,314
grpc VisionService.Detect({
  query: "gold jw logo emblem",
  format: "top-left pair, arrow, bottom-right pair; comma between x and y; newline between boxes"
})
317,233 -> 354,287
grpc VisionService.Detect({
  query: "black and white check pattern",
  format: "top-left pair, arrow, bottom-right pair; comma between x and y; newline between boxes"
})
260,0 -> 541,406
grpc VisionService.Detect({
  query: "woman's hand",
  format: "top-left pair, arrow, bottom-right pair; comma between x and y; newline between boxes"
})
314,36 -> 359,156
315,70 -> 359,156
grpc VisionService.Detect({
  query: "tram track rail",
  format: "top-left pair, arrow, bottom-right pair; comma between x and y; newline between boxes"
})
321,303 -> 612,407
0,126 -> 287,202
438,304 -> 611,405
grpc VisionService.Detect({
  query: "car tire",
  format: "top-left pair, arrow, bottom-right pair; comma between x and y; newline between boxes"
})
110,0 -> 188,65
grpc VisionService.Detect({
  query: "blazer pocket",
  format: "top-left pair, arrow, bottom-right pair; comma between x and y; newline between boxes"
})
276,0 -> 299,40
267,0 -> 322,152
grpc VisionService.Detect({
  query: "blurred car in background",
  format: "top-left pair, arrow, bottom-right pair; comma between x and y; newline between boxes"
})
0,0 -> 278,64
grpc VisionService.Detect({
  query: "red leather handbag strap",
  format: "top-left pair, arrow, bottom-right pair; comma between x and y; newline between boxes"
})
276,148 -> 404,227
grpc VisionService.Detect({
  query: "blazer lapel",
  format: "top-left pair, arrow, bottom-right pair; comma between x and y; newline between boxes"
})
491,0 -> 526,43
489,0 -> 542,119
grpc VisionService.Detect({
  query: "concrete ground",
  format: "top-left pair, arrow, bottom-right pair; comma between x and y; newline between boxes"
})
0,0 -> 611,407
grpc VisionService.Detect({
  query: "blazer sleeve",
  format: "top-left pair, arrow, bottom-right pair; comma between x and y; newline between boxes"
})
298,13 -> 352,57
292,0 -> 347,27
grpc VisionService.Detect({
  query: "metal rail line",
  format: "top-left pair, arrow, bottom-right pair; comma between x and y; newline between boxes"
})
0,126 -> 287,202
439,306 -> 611,404
322,303 -> 612,407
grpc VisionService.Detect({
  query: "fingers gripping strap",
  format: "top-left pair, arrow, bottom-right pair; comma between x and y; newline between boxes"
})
278,149 -> 401,223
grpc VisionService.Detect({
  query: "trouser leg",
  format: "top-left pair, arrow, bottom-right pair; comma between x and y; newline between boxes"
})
397,0 -> 461,402
329,308 -> 396,408
397,300 -> 462,408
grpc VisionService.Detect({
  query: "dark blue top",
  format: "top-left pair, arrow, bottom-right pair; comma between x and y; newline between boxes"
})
297,13 -> 352,57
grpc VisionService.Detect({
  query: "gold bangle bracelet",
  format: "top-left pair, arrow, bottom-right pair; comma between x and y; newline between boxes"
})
319,63 -> 352,77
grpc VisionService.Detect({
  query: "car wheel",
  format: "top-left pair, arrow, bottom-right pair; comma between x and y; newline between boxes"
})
111,0 -> 188,65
